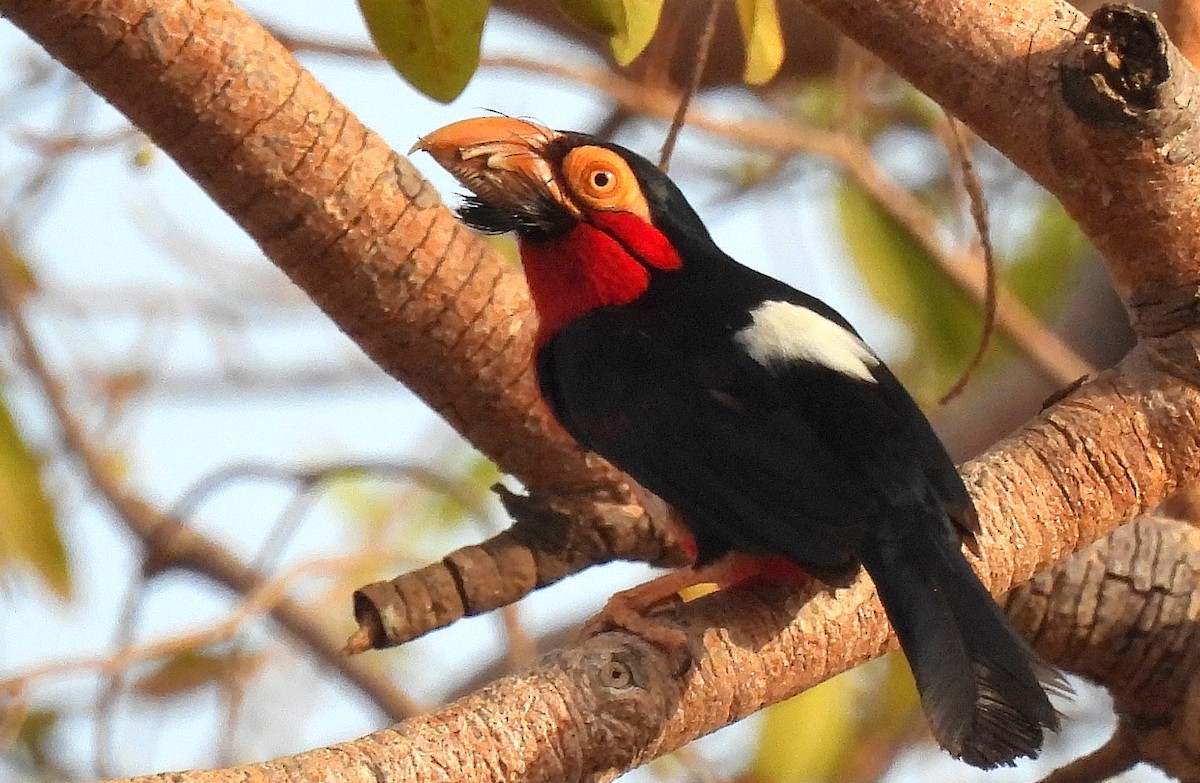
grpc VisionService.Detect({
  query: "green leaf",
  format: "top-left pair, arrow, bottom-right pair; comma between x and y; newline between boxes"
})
6,708 -> 60,771
132,649 -> 264,699
426,454 -> 499,531
554,0 -> 621,35
751,656 -> 922,783
751,672 -> 863,783
553,0 -> 662,66
0,232 -> 39,296
837,179 -> 980,402
1006,196 -> 1090,316
0,396 -> 68,599
357,0 -> 488,103
735,0 -> 784,85
610,0 -> 663,65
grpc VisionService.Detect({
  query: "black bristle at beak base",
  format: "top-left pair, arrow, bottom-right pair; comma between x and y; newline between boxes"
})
457,197 -> 574,239
456,198 -> 526,234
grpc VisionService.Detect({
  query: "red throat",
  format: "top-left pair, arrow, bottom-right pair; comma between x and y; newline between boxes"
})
519,211 -> 682,346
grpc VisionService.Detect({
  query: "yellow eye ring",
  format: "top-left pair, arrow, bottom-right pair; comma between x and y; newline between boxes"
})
562,146 -> 650,221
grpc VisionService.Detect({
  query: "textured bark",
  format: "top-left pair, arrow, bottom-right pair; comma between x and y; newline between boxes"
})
101,348 -> 1200,782
4,0 -> 1200,781
347,487 -> 686,651
801,0 -> 1200,327
1009,516 -> 1200,781
0,0 -> 690,631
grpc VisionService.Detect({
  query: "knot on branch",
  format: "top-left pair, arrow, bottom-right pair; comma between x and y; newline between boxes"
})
1062,5 -> 1173,129
559,633 -> 684,774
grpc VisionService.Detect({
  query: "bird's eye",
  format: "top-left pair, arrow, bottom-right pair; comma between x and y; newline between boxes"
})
562,145 -> 650,221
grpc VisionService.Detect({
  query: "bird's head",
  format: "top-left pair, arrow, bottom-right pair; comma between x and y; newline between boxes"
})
413,116 -> 713,344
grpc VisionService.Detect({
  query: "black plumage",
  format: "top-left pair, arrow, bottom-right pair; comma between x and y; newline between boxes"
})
415,119 -> 1065,768
533,140 -> 1062,768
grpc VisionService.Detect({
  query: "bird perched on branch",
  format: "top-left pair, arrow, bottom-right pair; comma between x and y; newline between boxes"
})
414,116 -> 1064,769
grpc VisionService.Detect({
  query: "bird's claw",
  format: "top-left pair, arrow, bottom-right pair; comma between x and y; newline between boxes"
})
581,593 -> 693,675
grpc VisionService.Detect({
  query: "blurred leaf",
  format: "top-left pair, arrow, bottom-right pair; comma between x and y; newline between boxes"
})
10,709 -> 57,767
554,0 -> 620,34
875,652 -> 921,730
553,0 -> 661,63
1006,196 -> 1090,315
97,448 -> 129,486
837,179 -> 978,402
751,672 -> 862,783
0,697 -> 30,749
0,397 -> 68,600
784,77 -> 840,128
132,648 -> 264,699
329,475 -> 397,538
131,143 -> 155,169
357,0 -> 488,103
482,233 -> 520,266
677,581 -> 717,602
751,656 -> 922,783
735,0 -> 785,85
610,0 -> 663,65
0,233 -> 39,296
425,454 -> 499,533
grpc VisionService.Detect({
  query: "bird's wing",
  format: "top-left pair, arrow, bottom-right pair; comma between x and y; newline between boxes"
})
539,295 -> 972,578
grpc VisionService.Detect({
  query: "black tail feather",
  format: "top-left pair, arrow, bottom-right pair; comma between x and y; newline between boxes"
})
859,513 -> 1065,769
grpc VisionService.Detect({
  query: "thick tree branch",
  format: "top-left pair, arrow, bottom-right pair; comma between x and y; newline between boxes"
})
5,0 -> 1200,781
0,0 -> 689,636
1009,515 -> 1200,781
104,349 -> 1200,782
800,0 -> 1200,331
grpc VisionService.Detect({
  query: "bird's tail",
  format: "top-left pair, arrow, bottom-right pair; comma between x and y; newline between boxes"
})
858,513 -> 1066,769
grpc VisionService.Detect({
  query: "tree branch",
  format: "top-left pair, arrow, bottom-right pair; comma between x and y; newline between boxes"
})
1011,515 -> 1200,781
6,0 -> 1200,780
0,0 -> 690,638
800,0 -> 1200,332
103,351 -> 1200,782
0,248 -> 424,722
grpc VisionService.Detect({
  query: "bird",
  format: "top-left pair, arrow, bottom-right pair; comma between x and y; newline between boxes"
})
413,116 -> 1064,769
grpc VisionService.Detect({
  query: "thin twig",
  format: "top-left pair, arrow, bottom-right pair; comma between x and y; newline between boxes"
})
500,605 -> 538,673
0,557 -> 358,697
0,259 -> 424,720
92,573 -> 149,779
169,460 -> 487,523
939,117 -> 998,404
659,0 -> 721,172
1035,722 -> 1138,783
265,26 -> 1095,386
479,54 -> 1093,388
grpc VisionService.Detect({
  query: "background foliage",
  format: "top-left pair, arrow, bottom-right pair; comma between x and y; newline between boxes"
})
0,1 -> 1150,782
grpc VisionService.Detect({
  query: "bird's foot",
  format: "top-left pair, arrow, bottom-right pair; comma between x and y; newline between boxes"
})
580,570 -> 699,674
581,554 -> 815,675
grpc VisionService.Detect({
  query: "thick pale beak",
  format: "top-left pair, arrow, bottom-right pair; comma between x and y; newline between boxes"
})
412,117 -> 577,218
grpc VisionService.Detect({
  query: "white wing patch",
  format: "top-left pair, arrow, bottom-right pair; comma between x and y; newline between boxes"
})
734,300 -> 880,383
